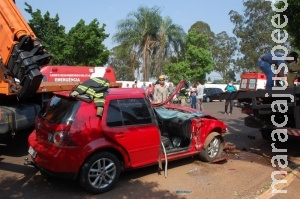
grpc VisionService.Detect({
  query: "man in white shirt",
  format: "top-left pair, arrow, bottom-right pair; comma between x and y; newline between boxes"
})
196,81 -> 205,111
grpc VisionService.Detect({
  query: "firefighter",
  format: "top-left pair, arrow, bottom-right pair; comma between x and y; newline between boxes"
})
178,85 -> 189,106
70,77 -> 110,116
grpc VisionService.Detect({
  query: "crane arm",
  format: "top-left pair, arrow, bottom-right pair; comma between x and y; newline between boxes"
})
0,0 -> 52,98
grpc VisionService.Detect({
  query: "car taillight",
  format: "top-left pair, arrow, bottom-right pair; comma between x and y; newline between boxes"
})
47,131 -> 77,147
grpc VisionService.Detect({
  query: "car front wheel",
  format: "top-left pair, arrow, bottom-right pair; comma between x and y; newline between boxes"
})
79,152 -> 121,194
199,135 -> 223,162
205,97 -> 211,102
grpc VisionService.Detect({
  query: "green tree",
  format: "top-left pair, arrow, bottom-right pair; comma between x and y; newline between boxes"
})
109,45 -> 138,80
211,31 -> 237,83
154,16 -> 185,76
227,69 -> 236,82
65,19 -> 109,66
24,3 -> 67,64
189,21 -> 215,46
164,30 -> 214,84
114,66 -> 135,81
113,6 -> 185,81
276,0 -> 300,49
229,0 -> 289,71
24,3 -> 109,65
113,6 -> 161,81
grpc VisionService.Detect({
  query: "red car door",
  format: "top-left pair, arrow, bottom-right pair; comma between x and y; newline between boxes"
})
102,98 -> 161,168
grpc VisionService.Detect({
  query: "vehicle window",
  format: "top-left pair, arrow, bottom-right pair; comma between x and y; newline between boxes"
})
106,100 -> 123,126
240,79 -> 248,89
248,78 -> 257,89
217,88 -> 223,93
213,88 -> 219,94
106,98 -> 153,127
39,95 -> 80,124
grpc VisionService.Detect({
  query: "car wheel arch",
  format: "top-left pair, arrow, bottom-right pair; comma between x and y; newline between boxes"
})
79,147 -> 126,174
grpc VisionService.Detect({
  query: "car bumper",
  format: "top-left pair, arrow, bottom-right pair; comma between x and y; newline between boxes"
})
28,131 -> 82,179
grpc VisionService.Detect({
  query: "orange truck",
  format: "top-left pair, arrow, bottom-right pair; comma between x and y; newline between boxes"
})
0,0 -> 120,138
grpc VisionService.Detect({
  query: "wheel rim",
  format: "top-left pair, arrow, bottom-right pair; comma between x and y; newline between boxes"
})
88,158 -> 117,189
207,137 -> 220,158
206,97 -> 210,102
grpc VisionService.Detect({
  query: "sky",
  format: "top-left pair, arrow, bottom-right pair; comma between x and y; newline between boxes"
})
15,0 -> 247,80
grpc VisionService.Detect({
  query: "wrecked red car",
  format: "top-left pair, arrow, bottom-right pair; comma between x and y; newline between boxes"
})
26,80 -> 227,194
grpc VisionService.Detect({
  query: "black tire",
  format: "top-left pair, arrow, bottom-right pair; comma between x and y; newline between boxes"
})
206,97 -> 211,103
199,135 -> 223,162
79,152 -> 121,194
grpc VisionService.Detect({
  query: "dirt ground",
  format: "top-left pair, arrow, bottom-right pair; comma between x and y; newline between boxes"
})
1,101 -> 300,199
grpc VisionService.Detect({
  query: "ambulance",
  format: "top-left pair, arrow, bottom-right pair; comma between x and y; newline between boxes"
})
239,72 -> 266,91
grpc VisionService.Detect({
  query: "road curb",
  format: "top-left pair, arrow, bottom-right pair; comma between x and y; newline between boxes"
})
256,169 -> 299,199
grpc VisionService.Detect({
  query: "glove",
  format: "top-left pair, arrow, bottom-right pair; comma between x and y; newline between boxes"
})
70,90 -> 79,97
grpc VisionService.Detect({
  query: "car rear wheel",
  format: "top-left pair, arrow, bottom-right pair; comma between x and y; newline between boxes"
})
199,135 -> 223,162
79,152 -> 121,194
205,97 -> 211,103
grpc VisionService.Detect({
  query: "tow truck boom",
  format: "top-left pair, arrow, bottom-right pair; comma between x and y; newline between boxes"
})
0,0 -> 51,98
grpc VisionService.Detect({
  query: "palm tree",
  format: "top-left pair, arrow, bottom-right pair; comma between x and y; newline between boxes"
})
155,16 -> 185,76
113,6 -> 161,81
113,6 -> 186,81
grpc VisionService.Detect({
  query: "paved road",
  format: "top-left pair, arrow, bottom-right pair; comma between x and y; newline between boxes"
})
0,101 -> 299,199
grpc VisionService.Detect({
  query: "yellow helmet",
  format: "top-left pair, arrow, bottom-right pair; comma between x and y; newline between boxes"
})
159,75 -> 165,80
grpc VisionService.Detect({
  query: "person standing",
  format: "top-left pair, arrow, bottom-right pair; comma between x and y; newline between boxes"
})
224,80 -> 237,115
132,83 -> 137,88
178,86 -> 189,106
141,81 -> 147,90
153,75 -> 169,103
286,52 -> 300,87
190,83 -> 197,109
168,83 -> 175,96
146,83 -> 154,101
196,81 -> 205,111
258,52 -> 286,90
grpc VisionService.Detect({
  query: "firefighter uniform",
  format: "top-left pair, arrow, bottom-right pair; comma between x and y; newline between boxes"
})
70,77 -> 110,116
178,87 -> 189,106
287,60 -> 300,87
